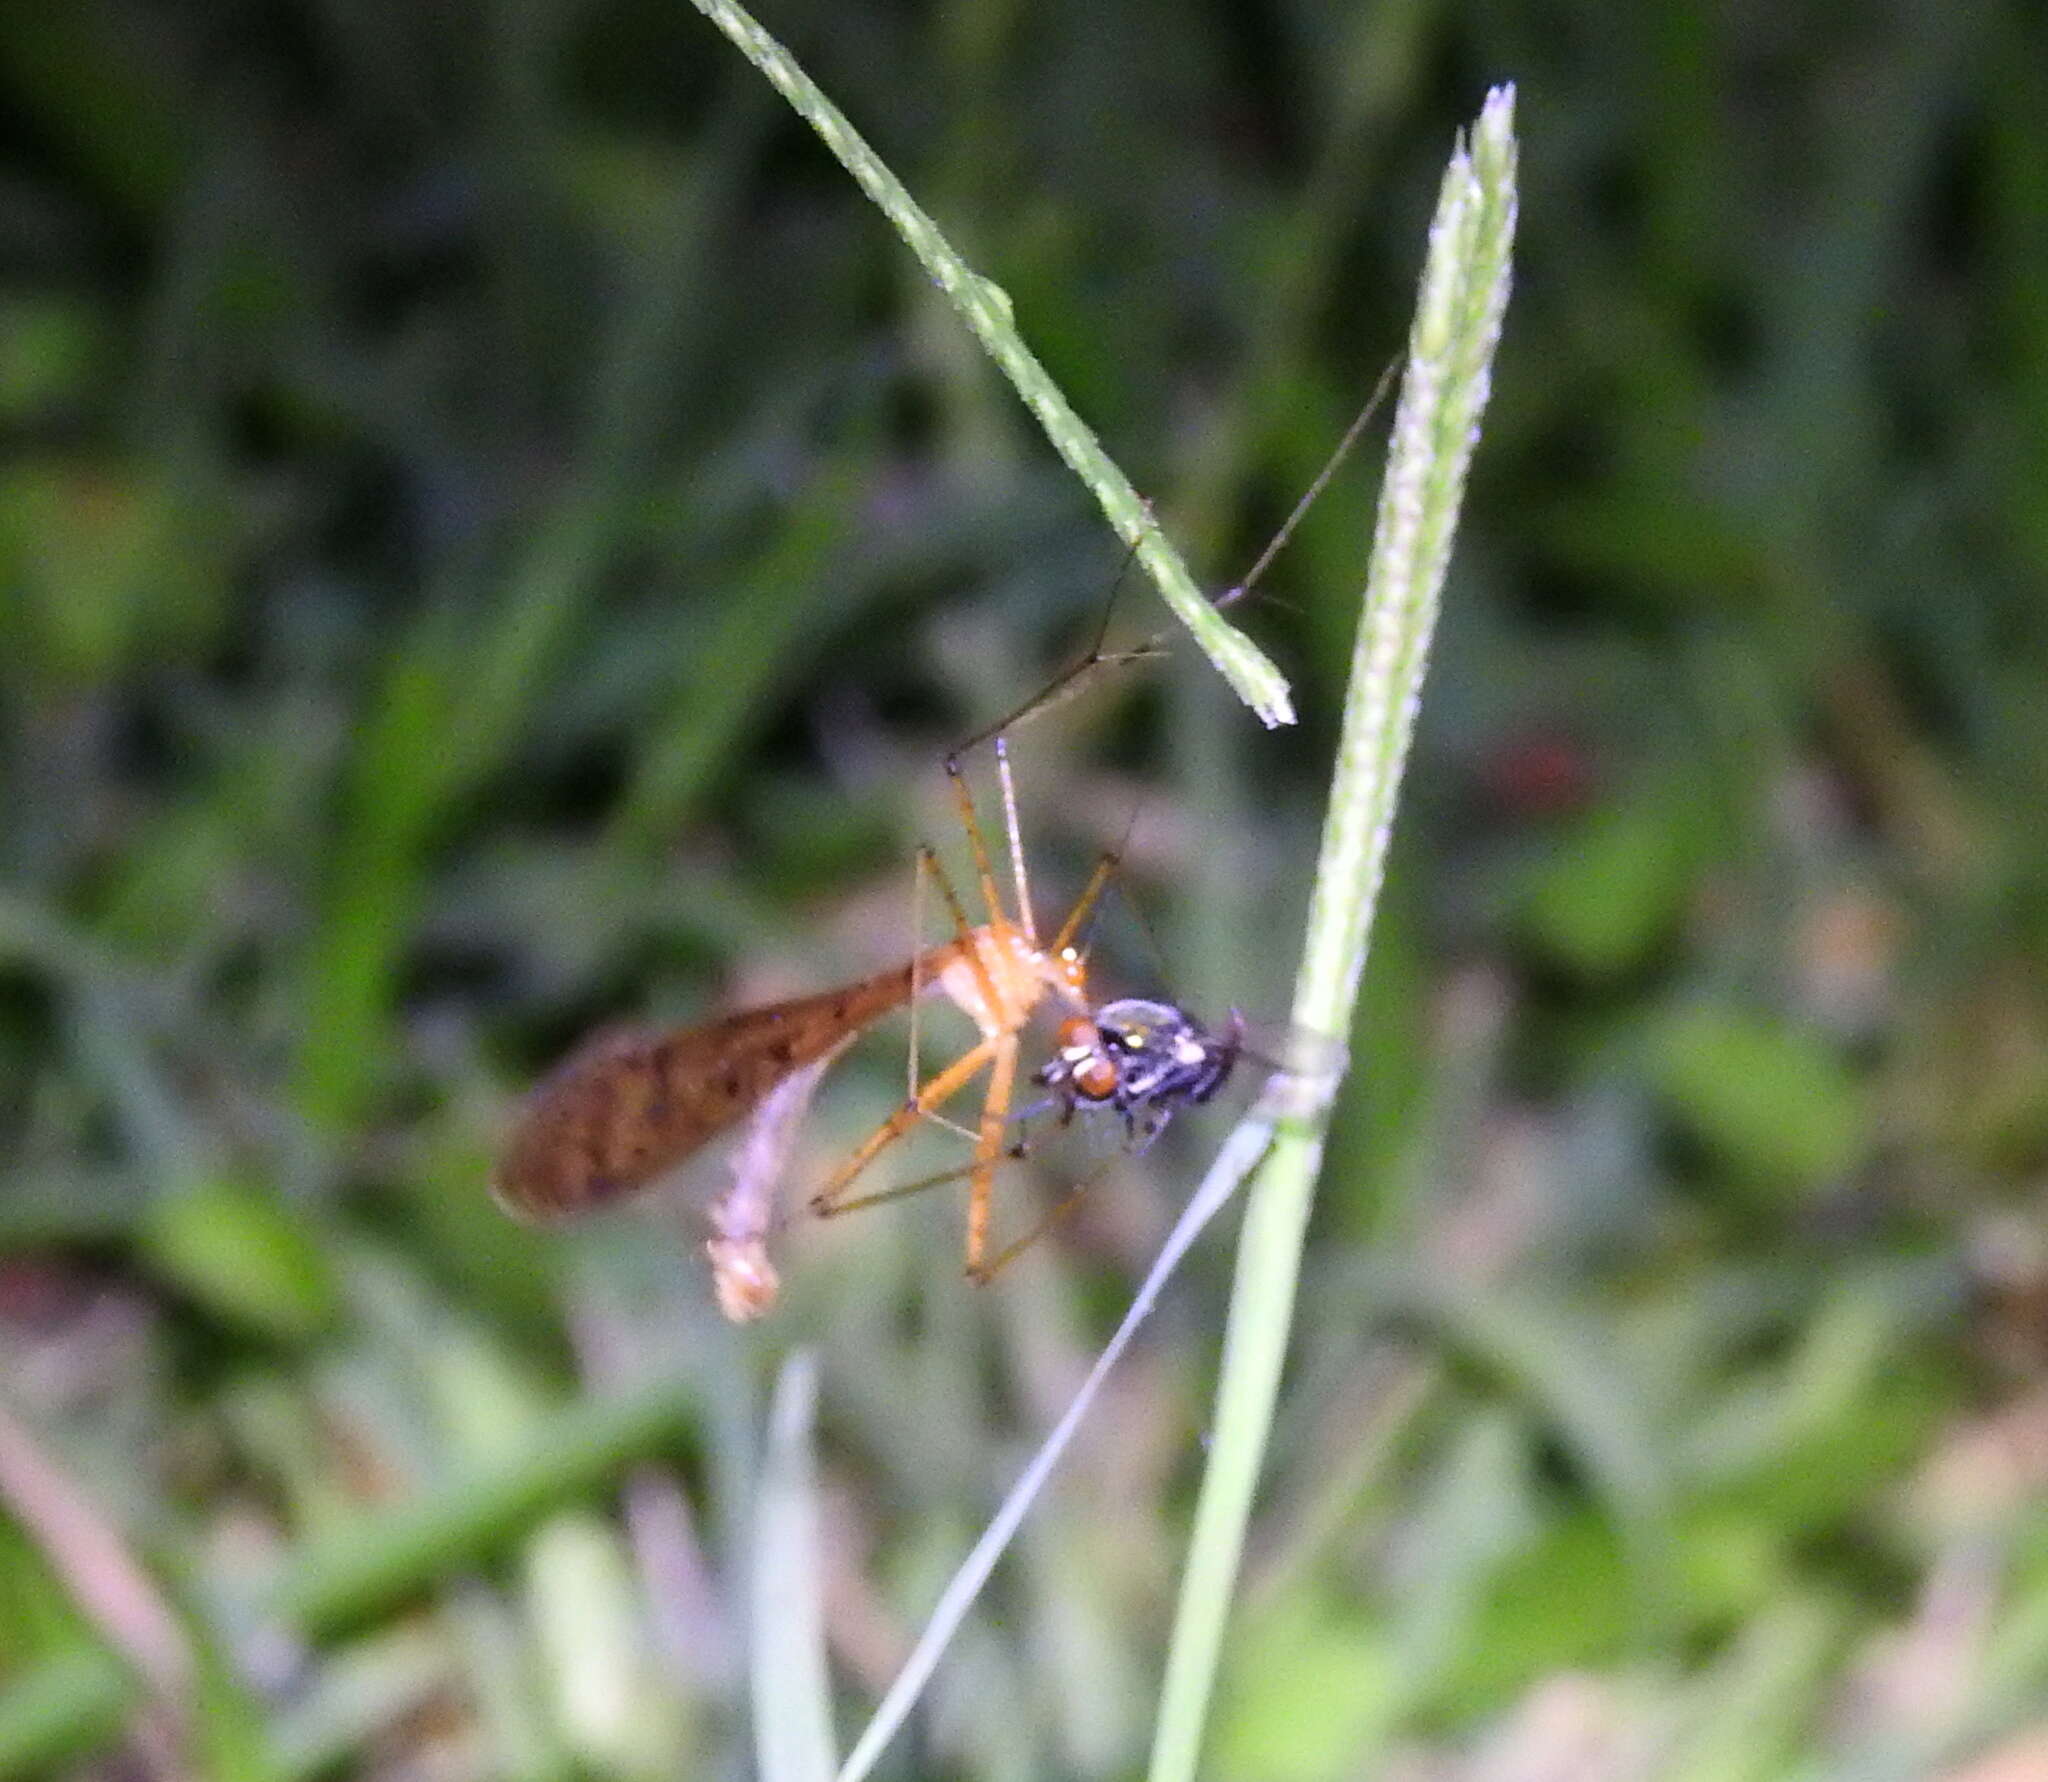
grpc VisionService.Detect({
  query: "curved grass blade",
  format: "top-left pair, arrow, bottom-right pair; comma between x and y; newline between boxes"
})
687,0 -> 1294,725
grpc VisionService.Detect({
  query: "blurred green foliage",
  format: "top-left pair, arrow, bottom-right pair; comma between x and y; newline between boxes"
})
2,0 -> 2047,1778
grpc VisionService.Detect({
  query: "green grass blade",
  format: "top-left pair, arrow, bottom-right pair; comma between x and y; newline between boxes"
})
265,1376 -> 699,1636
0,1649 -> 135,1781
686,0 -> 1295,725
752,1353 -> 837,1782
1148,87 -> 1520,1782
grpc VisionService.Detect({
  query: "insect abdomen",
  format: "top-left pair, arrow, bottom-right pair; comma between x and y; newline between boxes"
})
492,956 -> 940,1221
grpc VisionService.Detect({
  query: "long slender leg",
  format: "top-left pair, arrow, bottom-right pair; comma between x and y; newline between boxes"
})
944,757 -> 1008,933
1048,850 -> 1121,955
913,835 -> 1008,1144
908,839 -> 929,1103
809,1143 -> 1021,1221
1047,750 -> 1184,993
924,839 -> 1005,1039
1219,358 -> 1397,608
995,736 -> 1036,946
963,1033 -> 1019,1280
907,844 -> 979,1143
946,529 -> 1156,761
974,1175 -> 1105,1282
947,371 -> 1398,761
820,1135 -> 1112,1283
809,1035 -> 998,1215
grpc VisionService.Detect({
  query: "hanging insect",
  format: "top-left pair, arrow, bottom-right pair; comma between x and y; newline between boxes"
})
493,381 -> 1388,1315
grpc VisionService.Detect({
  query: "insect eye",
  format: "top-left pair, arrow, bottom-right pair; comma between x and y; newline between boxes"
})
1056,1015 -> 1095,1050
1074,1057 -> 1119,1100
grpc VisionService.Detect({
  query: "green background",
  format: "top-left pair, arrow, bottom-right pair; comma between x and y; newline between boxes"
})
3,2 -> 2045,1777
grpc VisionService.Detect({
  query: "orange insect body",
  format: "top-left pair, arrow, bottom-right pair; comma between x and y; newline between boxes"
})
933,925 -> 1086,1042
492,751 -> 1110,1282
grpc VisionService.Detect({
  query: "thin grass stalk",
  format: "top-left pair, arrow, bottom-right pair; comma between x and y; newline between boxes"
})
1148,87 -> 1519,1782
